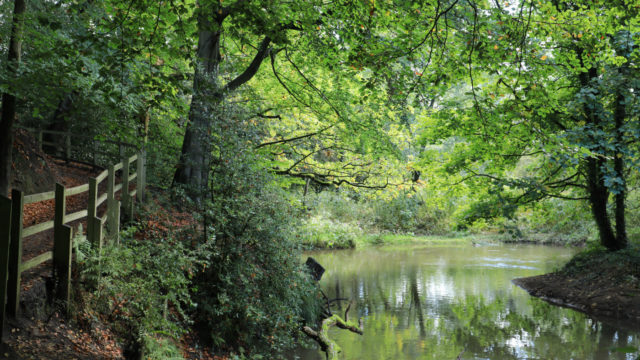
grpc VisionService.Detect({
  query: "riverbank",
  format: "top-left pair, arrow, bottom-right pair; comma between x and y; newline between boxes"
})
298,229 -> 583,250
298,232 -> 495,249
513,246 -> 640,322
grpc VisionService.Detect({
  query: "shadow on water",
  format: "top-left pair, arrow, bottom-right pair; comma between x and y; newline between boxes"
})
291,244 -> 640,360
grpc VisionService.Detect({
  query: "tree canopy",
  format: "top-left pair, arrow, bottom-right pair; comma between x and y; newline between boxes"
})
4,0 -> 640,357
3,0 -> 640,250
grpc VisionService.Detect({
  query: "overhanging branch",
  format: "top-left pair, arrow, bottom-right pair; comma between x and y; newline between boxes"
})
221,36 -> 272,94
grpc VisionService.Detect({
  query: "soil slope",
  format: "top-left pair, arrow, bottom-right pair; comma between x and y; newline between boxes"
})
513,247 -> 640,322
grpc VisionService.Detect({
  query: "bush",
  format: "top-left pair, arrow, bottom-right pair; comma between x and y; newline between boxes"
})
187,100 -> 322,356
513,197 -> 595,245
291,215 -> 359,249
194,167 -> 321,354
302,189 -> 453,237
79,232 -> 205,356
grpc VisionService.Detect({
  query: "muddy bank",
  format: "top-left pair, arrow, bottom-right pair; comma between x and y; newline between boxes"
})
513,248 -> 640,322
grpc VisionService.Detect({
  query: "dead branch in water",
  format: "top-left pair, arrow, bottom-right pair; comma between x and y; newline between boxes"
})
302,301 -> 363,360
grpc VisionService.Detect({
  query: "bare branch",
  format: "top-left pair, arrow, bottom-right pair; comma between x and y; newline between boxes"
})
255,125 -> 334,149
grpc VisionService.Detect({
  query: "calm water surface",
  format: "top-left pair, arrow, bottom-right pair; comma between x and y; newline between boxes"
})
292,243 -> 640,360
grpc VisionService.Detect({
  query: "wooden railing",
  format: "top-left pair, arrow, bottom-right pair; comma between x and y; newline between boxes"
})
0,131 -> 146,341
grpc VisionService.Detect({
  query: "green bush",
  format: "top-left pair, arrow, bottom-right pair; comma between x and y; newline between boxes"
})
187,101 -> 323,356
291,215 -> 359,249
195,169 -> 321,354
305,190 -> 374,227
142,336 -> 184,360
79,232 -> 205,355
513,197 -> 595,245
302,189 -> 453,237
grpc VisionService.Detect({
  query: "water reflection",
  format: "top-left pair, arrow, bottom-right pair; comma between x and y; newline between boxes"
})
293,244 -> 640,359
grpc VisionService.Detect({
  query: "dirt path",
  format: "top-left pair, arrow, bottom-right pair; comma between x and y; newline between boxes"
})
6,130 -> 207,359
6,130 -> 126,359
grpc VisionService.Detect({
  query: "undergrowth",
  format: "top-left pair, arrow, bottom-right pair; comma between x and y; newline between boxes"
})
76,225 -> 210,358
561,243 -> 640,279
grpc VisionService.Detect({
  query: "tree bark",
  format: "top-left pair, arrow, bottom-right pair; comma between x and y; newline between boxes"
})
172,5 -> 223,195
172,2 -> 273,198
0,0 -> 26,197
613,91 -> 627,249
578,65 -> 625,251
586,157 -> 617,249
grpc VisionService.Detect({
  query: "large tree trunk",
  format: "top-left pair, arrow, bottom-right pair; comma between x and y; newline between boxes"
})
172,8 -> 222,196
172,2 -> 273,199
586,157 -> 618,250
0,0 -> 26,197
613,91 -> 627,249
579,65 -> 626,251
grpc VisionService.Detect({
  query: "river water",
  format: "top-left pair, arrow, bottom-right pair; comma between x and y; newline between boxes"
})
292,243 -> 640,359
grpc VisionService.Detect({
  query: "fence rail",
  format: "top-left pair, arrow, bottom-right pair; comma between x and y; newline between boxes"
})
0,129 -> 146,341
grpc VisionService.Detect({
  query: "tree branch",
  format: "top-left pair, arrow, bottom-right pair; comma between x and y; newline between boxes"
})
255,125 -> 334,149
302,312 -> 363,360
221,36 -> 272,94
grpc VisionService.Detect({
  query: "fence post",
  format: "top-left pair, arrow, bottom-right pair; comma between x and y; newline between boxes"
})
53,183 -> 66,246
0,196 -> 13,339
114,202 -> 121,245
53,224 -> 72,313
136,150 -> 145,203
53,183 -> 72,312
107,165 -> 120,244
122,157 -> 131,221
92,140 -> 97,166
37,130 -> 43,152
88,178 -> 98,246
7,190 -> 24,317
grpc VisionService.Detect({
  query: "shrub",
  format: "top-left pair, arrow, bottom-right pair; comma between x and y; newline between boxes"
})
194,168 -> 321,354
291,215 -> 359,249
79,233 -> 205,356
188,100 -> 323,356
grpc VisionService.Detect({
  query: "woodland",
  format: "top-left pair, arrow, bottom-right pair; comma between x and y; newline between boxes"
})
1,0 -> 640,359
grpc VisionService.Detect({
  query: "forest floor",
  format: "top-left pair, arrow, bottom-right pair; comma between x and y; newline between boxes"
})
513,246 -> 640,324
5,130 -> 214,359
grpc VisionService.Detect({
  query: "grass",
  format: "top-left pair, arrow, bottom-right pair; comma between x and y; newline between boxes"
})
561,243 -> 640,280
355,233 -> 480,247
296,227 -> 496,250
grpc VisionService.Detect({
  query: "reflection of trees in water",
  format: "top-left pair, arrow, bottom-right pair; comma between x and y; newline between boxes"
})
409,269 -> 427,338
447,296 -> 639,360
322,265 -> 640,360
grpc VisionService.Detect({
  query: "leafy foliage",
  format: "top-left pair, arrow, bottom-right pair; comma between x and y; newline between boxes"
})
79,232 -> 206,352
185,99 -> 322,355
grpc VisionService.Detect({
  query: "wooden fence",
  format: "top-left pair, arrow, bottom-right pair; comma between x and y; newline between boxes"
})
0,130 -> 146,341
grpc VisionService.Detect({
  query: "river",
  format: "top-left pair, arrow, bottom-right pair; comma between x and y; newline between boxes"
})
292,243 -> 640,359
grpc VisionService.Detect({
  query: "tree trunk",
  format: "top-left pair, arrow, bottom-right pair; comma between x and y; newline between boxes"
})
579,65 -> 626,251
0,0 -> 26,197
172,3 -> 273,198
302,313 -> 363,360
138,106 -> 150,145
44,91 -> 76,156
586,157 -> 618,249
172,9 -> 222,196
613,91 -> 627,249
